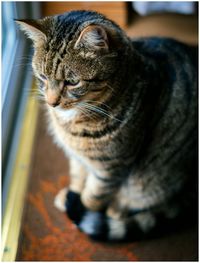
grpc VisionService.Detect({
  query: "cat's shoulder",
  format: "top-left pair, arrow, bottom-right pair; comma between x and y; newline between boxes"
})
131,36 -> 197,67
131,36 -> 197,54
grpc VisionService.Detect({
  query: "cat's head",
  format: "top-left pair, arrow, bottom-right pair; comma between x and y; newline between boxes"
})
17,11 -> 130,116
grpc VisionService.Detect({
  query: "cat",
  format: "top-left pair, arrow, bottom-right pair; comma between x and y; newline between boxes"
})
17,10 -> 198,241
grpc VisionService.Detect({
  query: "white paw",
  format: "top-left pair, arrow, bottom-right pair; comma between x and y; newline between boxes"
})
54,187 -> 68,212
108,219 -> 126,240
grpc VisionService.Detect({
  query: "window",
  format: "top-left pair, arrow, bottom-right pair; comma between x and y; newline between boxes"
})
2,0 -> 40,209
2,2 -> 41,261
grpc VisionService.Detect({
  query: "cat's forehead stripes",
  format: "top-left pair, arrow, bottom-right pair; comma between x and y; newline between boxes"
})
43,43 -> 66,79
49,11 -> 105,44
31,10 -> 124,81
44,10 -> 120,51
41,12 -> 103,79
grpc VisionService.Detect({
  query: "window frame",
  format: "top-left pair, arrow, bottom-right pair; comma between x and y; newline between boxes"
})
2,2 -> 41,260
2,1 -> 41,211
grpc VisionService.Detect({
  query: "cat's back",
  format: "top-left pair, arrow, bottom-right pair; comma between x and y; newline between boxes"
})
131,36 -> 197,113
131,37 -> 197,115
132,37 -> 197,92
131,37 -> 197,173
132,36 -> 197,68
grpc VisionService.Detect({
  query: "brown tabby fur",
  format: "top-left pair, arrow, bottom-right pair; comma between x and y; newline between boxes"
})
17,10 -> 197,240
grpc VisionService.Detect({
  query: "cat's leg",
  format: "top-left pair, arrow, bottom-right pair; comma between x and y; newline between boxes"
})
65,171 -> 123,239
80,172 -> 120,211
74,194 -> 155,241
66,191 -> 108,239
54,159 -> 112,231
74,171 -> 164,240
104,174 -> 159,238
54,158 -> 87,212
68,158 -> 88,193
64,171 -> 159,241
63,158 -> 109,226
76,194 -> 157,241
105,198 -> 156,240
101,173 -> 185,240
54,187 -> 68,212
65,168 -> 161,241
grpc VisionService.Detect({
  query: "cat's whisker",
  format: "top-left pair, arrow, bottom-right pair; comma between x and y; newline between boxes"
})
13,64 -> 33,69
106,84 -> 115,94
25,87 -> 45,102
82,103 -> 114,120
81,102 -> 123,123
15,57 -> 33,67
76,105 -> 98,122
23,87 -> 43,96
38,89 -> 45,95
84,104 -> 110,117
85,99 -> 112,111
14,58 -> 32,63
34,95 -> 46,102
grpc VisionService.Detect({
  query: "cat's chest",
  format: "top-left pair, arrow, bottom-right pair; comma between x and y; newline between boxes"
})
48,109 -> 106,157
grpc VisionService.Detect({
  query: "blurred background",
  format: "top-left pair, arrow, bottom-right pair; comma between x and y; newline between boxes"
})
2,1 -> 198,261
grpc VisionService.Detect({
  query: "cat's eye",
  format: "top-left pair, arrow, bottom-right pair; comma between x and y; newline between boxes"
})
64,79 -> 80,86
67,87 -> 86,99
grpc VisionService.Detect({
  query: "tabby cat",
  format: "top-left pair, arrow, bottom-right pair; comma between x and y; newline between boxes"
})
17,10 -> 197,241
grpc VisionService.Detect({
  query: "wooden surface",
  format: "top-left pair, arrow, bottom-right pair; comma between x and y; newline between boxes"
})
42,2 -> 127,29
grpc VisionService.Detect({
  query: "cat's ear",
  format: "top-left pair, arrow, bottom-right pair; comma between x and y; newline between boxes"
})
15,19 -> 46,44
74,25 -> 108,51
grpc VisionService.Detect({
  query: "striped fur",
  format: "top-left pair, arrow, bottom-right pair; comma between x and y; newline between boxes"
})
18,10 -> 197,241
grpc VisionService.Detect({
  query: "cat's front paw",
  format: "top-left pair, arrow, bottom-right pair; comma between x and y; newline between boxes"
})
65,191 -> 108,240
81,191 -> 106,211
65,190 -> 86,224
65,190 -> 138,241
55,189 -> 88,226
78,210 -> 108,241
54,187 -> 68,212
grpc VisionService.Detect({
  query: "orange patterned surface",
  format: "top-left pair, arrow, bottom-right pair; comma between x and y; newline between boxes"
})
16,109 -> 197,261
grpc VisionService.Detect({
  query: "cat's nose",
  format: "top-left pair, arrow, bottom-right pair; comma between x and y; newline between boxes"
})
46,89 -> 60,107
